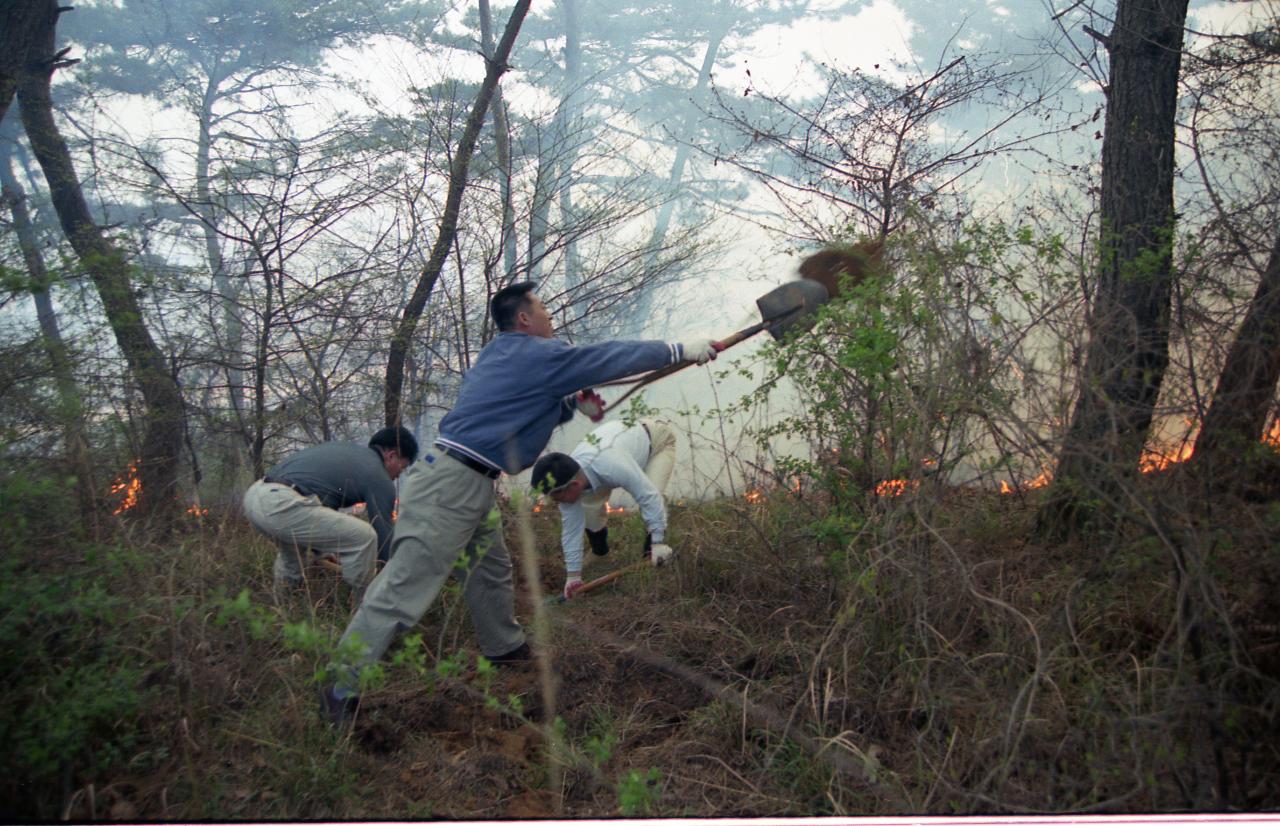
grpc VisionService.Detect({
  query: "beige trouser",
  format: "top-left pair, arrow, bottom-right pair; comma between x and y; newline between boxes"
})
581,419 -> 677,533
242,480 -> 375,592
338,449 -> 524,675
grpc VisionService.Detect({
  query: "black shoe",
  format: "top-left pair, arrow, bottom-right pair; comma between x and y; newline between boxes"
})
643,532 -> 652,559
587,527 -> 609,557
319,684 -> 360,726
487,641 -> 531,668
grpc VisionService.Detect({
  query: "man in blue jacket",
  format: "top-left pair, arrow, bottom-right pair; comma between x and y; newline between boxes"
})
321,282 -> 717,723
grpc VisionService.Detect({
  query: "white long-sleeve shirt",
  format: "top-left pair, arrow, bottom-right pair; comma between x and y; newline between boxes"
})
559,421 -> 666,575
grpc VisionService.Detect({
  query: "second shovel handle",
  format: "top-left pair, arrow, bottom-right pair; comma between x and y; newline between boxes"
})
556,560 -> 651,603
579,560 -> 649,595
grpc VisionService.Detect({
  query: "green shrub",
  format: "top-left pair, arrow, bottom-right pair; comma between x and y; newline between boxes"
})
0,550 -> 150,813
617,767 -> 662,816
0,472 -> 79,548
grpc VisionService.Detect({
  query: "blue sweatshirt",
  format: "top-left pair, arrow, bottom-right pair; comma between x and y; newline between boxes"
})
436,333 -> 684,473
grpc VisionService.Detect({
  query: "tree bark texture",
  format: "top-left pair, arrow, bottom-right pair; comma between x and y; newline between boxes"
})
17,0 -> 186,524
0,0 -> 50,125
193,75 -> 250,453
1193,230 -> 1280,478
0,118 -> 99,531
478,0 -> 518,283
383,0 -> 532,427
625,22 -> 729,337
557,0 -> 584,323
1037,0 -> 1189,535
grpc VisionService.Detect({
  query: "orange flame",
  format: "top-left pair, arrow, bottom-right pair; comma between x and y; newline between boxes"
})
1265,419 -> 1280,449
1138,441 -> 1194,473
1000,468 -> 1052,494
110,464 -> 141,515
605,503 -> 626,514
745,489 -> 765,504
874,479 -> 919,497
186,504 -> 209,517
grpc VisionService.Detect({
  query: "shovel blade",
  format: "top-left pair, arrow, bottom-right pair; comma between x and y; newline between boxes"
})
755,278 -> 830,340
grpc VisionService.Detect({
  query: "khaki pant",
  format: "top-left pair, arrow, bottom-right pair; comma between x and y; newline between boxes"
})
338,449 -> 524,674
580,419 -> 677,532
242,480 -> 375,592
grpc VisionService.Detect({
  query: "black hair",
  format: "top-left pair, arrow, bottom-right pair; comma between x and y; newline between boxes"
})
490,281 -> 537,332
530,452 -> 581,494
369,426 -> 419,463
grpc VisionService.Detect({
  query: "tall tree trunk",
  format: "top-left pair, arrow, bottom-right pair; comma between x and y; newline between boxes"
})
0,0 -> 49,125
193,75 -> 250,456
1193,230 -> 1280,478
624,23 -> 729,337
17,0 -> 186,525
478,0 -> 518,283
250,258 -> 275,480
1036,0 -> 1189,536
556,0 -> 584,323
383,0 -> 532,427
0,114 -> 98,532
527,131 -> 554,281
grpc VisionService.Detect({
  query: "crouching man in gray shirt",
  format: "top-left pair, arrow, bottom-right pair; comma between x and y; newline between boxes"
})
242,426 -> 418,601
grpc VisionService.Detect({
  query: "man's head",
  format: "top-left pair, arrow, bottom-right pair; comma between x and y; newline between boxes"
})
369,426 -> 419,480
530,452 -> 588,503
491,281 -> 553,338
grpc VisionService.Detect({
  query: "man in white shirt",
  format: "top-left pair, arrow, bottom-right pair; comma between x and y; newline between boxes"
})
530,419 -> 677,600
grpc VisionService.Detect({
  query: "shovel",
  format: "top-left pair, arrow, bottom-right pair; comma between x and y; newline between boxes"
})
545,559 -> 651,605
602,277 -> 830,408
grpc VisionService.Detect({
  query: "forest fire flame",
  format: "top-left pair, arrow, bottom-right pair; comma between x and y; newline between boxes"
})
110,464 -> 141,515
745,489 -> 765,504
995,418 -> 1280,493
186,505 -> 209,517
1000,469 -> 1052,494
605,503 -> 626,515
1137,441 -> 1195,473
874,478 -> 920,497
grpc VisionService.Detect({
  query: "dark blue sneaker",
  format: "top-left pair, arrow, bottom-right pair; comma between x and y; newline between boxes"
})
318,684 -> 359,726
487,641 -> 532,668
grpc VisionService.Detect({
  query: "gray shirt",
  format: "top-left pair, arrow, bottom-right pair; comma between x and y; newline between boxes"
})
266,442 -> 397,560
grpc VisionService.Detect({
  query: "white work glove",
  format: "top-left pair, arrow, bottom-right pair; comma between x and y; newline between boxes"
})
576,389 -> 606,422
563,575 -> 585,600
678,338 -> 720,365
650,543 -> 675,566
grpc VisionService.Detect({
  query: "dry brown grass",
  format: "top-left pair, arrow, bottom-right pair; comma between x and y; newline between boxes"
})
3,468 -> 1278,819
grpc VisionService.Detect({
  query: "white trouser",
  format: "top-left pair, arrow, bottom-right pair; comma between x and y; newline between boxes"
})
581,419 -> 676,533
242,480 -> 375,591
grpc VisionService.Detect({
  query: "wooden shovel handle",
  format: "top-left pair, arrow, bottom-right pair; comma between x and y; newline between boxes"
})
579,560 -> 649,595
603,321 -> 770,409
556,560 -> 650,603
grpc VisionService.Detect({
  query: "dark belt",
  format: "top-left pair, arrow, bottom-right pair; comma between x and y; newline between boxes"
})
262,476 -> 308,497
434,443 -> 501,479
